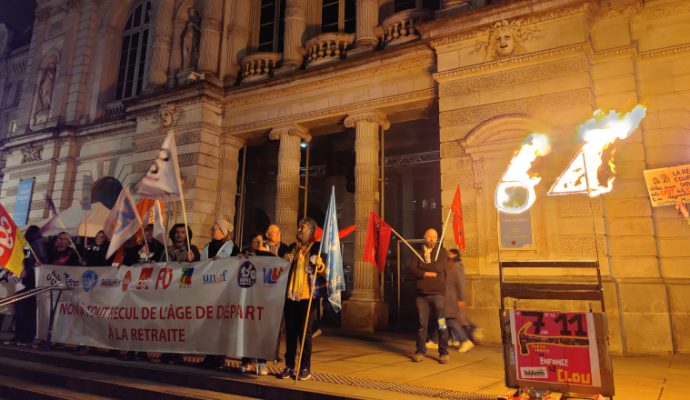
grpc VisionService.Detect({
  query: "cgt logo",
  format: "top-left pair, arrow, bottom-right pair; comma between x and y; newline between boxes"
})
238,261 -> 256,288
82,270 -> 98,293
179,267 -> 194,288
121,267 -> 154,292
262,267 -> 284,285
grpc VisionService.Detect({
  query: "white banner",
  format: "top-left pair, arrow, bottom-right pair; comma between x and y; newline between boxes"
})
36,257 -> 289,360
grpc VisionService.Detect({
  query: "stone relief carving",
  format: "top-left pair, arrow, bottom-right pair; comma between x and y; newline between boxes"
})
21,143 -> 44,163
36,63 -> 57,113
473,19 -> 539,61
181,8 -> 201,70
156,103 -> 179,128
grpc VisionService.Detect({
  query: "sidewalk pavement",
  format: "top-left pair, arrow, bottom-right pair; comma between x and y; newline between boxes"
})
267,329 -> 689,400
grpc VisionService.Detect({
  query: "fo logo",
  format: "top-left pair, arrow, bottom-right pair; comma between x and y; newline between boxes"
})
238,261 -> 256,288
82,270 -> 98,293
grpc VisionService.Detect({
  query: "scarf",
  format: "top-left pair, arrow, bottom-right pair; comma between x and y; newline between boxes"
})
286,242 -> 314,301
207,239 -> 226,259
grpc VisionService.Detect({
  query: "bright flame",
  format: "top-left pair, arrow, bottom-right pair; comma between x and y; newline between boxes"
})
549,105 -> 646,197
495,134 -> 551,214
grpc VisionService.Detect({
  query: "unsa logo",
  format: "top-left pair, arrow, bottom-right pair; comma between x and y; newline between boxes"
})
238,261 -> 256,288
263,267 -> 284,285
82,270 -> 99,293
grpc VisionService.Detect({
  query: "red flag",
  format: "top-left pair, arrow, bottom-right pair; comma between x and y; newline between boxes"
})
451,185 -> 466,251
363,212 -> 392,272
0,204 -> 27,276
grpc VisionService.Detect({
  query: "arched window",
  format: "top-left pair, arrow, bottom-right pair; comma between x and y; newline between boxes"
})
258,0 -> 286,53
321,0 -> 356,33
115,1 -> 152,100
394,0 -> 440,12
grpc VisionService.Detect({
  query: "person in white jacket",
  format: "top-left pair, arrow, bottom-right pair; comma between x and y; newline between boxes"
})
201,220 -> 237,260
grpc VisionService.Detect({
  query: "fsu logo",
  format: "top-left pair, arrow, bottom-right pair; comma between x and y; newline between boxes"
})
238,261 -> 256,288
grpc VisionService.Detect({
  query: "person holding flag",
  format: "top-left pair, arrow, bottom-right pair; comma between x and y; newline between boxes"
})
47,232 -> 81,266
103,188 -> 143,261
278,218 -> 326,381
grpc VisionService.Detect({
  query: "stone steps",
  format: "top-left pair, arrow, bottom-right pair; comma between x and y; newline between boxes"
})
0,345 -> 356,400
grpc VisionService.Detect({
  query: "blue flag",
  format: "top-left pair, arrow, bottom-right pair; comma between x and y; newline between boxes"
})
319,186 -> 345,313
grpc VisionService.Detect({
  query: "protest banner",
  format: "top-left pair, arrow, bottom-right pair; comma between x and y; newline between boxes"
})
509,310 -> 601,388
643,164 -> 690,207
37,256 -> 289,360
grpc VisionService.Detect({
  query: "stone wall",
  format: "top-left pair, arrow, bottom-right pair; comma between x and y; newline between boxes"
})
429,0 -> 690,353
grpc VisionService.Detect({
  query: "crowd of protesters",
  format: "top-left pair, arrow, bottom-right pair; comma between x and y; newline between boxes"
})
5,217 -> 479,379
5,218 -> 332,380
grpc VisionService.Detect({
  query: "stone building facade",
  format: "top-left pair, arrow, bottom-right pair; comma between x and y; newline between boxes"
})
0,0 -> 688,353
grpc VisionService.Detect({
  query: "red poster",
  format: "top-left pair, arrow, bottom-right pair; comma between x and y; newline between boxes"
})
510,310 -> 601,388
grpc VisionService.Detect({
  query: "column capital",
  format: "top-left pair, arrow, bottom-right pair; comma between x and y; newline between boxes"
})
269,124 -> 311,142
344,109 -> 390,130
221,135 -> 246,148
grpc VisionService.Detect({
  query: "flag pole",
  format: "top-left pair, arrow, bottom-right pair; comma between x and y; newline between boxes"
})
388,226 -> 424,263
294,253 -> 320,384
169,129 -> 193,259
435,208 -> 452,261
160,201 -> 170,262
296,187 -> 334,383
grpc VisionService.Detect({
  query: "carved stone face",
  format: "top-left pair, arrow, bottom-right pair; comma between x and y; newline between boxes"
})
495,28 -> 515,57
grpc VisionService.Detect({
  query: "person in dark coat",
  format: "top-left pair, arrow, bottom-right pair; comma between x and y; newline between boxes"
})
409,228 -> 450,364
84,230 -> 114,266
429,248 -> 475,353
13,226 -> 46,345
47,232 -> 81,266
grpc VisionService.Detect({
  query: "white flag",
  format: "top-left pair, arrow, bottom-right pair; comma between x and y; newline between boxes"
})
137,130 -> 183,201
103,188 -> 143,259
152,200 -> 166,244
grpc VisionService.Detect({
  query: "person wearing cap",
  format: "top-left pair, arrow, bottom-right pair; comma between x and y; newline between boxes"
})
201,220 -> 237,260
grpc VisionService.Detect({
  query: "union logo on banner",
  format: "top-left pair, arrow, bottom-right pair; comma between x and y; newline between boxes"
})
179,267 -> 194,288
262,267 -> 284,285
82,270 -> 99,293
238,262 -> 256,288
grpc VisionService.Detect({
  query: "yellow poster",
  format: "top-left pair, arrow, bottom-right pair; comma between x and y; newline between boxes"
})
643,164 -> 690,207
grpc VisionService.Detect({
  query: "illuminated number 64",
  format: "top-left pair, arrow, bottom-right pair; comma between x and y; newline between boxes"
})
495,105 -> 646,214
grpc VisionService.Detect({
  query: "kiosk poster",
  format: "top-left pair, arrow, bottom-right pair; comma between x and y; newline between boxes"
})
509,310 -> 601,388
643,164 -> 690,207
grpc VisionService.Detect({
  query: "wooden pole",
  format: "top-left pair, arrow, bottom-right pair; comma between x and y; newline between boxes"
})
435,208 -> 452,261
294,248 -> 321,383
389,226 -> 424,263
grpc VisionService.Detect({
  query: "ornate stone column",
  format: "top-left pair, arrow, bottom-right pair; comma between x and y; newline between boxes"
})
342,109 -> 390,332
216,136 -> 245,224
222,0 -> 251,83
281,0 -> 306,70
355,0 -> 379,49
270,124 -> 310,245
149,0 -> 175,87
198,0 -> 223,76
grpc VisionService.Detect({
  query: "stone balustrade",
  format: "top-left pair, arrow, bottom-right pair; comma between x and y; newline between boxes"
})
103,101 -> 125,119
304,32 -> 355,67
378,8 -> 433,47
239,52 -> 282,82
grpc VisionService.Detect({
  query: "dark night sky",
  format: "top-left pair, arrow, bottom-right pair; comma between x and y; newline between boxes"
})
0,0 -> 37,49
